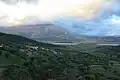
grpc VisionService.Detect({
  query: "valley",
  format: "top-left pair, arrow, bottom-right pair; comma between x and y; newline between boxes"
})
0,32 -> 120,80
0,0 -> 119,80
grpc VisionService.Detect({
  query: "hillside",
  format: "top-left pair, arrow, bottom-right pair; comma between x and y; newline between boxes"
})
1,26 -> 120,44
0,32 -> 64,65
0,32 -> 62,48
0,32 -> 37,44
0,24 -> 78,42
0,32 -> 120,80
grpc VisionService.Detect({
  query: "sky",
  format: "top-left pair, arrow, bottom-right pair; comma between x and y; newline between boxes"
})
0,0 -> 120,36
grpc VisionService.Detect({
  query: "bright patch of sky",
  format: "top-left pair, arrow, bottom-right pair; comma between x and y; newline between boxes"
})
0,0 -> 103,26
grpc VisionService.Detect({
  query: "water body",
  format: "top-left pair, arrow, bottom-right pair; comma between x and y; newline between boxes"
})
96,44 -> 120,46
49,42 -> 120,46
51,42 -> 79,45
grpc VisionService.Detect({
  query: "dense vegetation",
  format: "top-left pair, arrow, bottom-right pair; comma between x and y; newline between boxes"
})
0,32 -> 120,80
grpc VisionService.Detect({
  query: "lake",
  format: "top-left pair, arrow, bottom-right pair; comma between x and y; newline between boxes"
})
96,43 -> 120,46
49,42 -> 120,46
50,42 -> 79,45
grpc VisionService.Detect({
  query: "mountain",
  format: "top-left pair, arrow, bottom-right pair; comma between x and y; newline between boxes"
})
1,23 -> 120,43
0,24 -> 80,42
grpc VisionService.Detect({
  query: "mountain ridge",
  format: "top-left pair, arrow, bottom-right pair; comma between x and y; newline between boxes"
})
1,24 -> 120,43
0,24 -> 79,42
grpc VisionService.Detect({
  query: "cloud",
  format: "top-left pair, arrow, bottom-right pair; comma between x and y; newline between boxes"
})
54,15 -> 120,36
1,0 -> 38,4
53,0 -> 120,36
0,0 -> 104,26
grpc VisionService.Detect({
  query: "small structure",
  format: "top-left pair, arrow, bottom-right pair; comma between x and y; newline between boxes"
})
26,45 -> 38,50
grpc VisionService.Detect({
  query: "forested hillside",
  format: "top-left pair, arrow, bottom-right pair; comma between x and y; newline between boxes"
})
0,32 -> 120,80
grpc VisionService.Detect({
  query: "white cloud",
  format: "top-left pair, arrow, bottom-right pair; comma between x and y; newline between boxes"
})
99,15 -> 120,36
0,0 -> 104,26
111,15 -> 120,24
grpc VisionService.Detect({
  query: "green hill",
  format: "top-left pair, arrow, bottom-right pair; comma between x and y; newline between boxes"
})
0,32 -> 62,48
0,32 -> 120,80
0,32 -> 36,44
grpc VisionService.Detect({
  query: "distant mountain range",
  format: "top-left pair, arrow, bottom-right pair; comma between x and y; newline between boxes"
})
0,24 -> 80,42
0,23 -> 120,43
